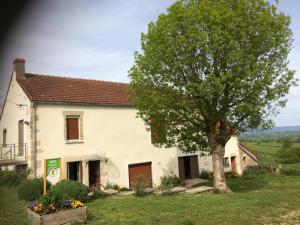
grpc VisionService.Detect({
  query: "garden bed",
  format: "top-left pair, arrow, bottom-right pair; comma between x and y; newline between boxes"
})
27,206 -> 87,225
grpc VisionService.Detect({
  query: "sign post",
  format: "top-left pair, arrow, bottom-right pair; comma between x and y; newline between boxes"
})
44,158 -> 61,195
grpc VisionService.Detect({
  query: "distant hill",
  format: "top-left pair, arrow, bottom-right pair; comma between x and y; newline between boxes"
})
241,125 -> 300,137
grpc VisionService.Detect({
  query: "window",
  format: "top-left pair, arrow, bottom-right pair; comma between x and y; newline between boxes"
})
3,129 -> 7,146
223,157 -> 229,167
243,156 -> 246,164
63,111 -> 84,142
66,117 -> 79,140
67,161 -> 82,182
150,116 -> 166,144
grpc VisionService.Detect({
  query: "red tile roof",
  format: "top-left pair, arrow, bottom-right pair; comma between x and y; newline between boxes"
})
239,142 -> 258,160
17,73 -> 132,106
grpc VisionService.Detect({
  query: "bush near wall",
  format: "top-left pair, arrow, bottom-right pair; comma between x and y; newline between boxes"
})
50,180 -> 89,203
0,169 -> 29,187
160,175 -> 181,187
17,177 -> 51,201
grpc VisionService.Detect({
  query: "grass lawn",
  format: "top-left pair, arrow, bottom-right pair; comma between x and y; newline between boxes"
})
1,173 -> 300,225
0,187 -> 28,225
243,142 -> 300,155
1,142 -> 300,225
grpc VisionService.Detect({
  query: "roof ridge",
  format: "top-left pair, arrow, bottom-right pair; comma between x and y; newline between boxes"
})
25,73 -> 129,85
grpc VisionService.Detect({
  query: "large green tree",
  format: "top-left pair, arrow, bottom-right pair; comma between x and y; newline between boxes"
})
129,0 -> 297,191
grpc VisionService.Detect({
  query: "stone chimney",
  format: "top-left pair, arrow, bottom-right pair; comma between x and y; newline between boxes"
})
13,58 -> 26,79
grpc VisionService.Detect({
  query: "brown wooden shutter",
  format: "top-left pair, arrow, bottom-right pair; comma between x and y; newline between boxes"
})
178,157 -> 185,181
66,118 -> 79,140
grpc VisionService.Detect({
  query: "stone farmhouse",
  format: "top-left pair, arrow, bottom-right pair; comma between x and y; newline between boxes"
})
0,59 -> 257,188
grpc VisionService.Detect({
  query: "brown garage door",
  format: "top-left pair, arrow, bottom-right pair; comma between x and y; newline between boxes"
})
128,162 -> 152,189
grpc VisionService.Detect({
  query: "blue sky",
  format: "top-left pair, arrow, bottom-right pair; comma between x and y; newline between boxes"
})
0,0 -> 299,126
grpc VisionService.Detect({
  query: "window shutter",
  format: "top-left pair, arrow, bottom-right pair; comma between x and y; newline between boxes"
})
66,118 -> 79,140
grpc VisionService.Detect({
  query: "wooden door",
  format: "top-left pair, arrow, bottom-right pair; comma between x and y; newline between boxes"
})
178,157 -> 185,181
190,155 -> 199,179
89,160 -> 100,187
231,156 -> 236,173
18,120 -> 24,156
128,162 -> 152,189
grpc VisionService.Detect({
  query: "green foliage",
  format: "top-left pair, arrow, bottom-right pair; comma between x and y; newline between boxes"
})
158,182 -> 173,196
0,169 -> 29,187
105,181 -> 120,191
129,0 -> 296,155
51,180 -> 89,202
119,187 -> 130,192
199,170 -> 209,179
277,148 -> 300,163
212,188 -> 221,194
280,168 -> 300,176
243,166 -> 268,177
160,175 -> 181,187
158,175 -> 180,195
39,190 -> 62,207
17,177 -> 51,201
282,138 -> 293,149
88,187 -> 107,201
134,175 -> 145,197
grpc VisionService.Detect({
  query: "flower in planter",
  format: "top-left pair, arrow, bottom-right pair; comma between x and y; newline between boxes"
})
32,203 -> 43,214
70,200 -> 84,208
64,200 -> 72,209
45,204 -> 56,214
31,200 -> 39,209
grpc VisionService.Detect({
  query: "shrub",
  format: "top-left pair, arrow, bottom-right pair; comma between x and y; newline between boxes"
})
119,187 -> 130,192
105,181 -> 120,191
160,175 -> 181,188
51,180 -> 89,202
199,170 -> 209,179
0,169 -> 29,187
17,177 -> 51,201
280,168 -> 300,176
243,166 -> 268,176
277,148 -> 300,163
212,188 -> 221,194
134,175 -> 145,197
158,182 -> 173,196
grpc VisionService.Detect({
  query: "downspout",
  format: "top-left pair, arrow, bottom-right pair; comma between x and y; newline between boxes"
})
31,102 -> 37,178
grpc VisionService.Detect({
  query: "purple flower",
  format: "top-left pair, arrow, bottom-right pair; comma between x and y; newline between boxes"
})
31,200 -> 39,208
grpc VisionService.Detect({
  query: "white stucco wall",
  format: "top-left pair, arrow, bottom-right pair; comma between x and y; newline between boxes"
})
35,104 -> 180,187
197,136 -> 244,175
0,71 -> 31,160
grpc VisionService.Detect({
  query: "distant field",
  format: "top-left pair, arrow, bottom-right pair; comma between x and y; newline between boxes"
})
242,142 -> 300,155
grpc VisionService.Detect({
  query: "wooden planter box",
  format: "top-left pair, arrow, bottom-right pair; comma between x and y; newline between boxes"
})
27,206 -> 87,225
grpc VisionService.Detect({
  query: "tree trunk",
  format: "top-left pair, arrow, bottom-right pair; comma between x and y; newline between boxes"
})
212,144 -> 231,192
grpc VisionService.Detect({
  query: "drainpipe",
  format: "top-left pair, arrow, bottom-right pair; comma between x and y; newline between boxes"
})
31,102 -> 37,178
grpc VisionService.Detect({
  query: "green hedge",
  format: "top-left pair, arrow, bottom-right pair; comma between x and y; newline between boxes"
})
17,177 -> 51,201
0,169 -> 29,187
50,180 -> 89,202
